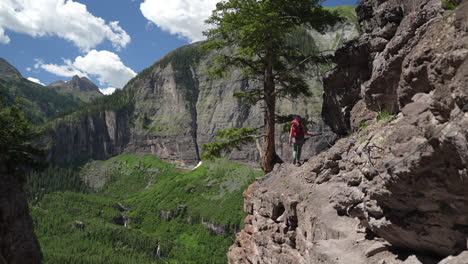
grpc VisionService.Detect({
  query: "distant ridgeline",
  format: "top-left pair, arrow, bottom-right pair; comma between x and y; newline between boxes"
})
0,58 -> 84,124
43,5 -> 359,168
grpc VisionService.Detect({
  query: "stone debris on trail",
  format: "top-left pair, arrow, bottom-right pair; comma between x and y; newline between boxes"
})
228,0 -> 468,263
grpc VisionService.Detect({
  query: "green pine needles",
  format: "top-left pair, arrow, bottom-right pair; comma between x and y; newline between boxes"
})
201,127 -> 261,160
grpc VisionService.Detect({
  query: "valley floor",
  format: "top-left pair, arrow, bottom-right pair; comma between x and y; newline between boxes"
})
28,155 -> 263,264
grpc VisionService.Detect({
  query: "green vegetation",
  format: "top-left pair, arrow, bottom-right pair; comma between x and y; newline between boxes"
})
136,44 -> 202,85
359,121 -> 369,131
201,127 -> 261,161
377,110 -> 394,123
0,96 -> 44,175
27,167 -> 86,202
68,91 -> 103,103
31,192 -> 160,264
350,121 -> 370,145
30,154 -> 263,264
324,5 -> 358,23
332,32 -> 341,50
442,0 -> 459,10
0,77 -> 83,124
47,88 -> 134,129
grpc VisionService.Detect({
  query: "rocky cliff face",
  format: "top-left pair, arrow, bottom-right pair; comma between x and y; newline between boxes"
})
0,164 -> 42,264
229,0 -> 468,263
46,20 -> 358,167
45,108 -> 132,166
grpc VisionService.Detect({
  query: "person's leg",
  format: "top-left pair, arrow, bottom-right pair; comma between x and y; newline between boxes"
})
293,143 -> 299,164
297,143 -> 303,165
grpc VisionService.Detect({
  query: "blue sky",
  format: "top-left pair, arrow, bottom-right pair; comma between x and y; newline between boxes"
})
0,0 -> 357,94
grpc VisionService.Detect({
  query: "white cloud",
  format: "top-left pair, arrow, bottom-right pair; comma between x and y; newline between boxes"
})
99,87 -> 117,95
0,0 -> 130,51
140,0 -> 218,42
27,77 -> 45,86
40,59 -> 88,78
33,59 -> 43,69
26,67 -> 31,72
0,27 -> 10,44
37,50 -> 137,88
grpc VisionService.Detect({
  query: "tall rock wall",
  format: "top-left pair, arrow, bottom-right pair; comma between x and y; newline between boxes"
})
45,109 -> 132,166
229,0 -> 468,263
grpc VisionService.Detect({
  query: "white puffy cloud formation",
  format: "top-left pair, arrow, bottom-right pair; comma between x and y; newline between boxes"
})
27,77 -> 45,86
0,0 -> 130,51
140,0 -> 218,42
39,59 -> 87,78
37,50 -> 137,88
99,87 -> 117,95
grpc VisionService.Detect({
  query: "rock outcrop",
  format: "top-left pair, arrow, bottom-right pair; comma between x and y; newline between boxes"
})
229,0 -> 468,263
0,58 -> 21,78
0,164 -> 42,264
46,20 -> 359,167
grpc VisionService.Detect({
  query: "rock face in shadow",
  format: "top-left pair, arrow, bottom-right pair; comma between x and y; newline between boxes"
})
44,109 -> 132,166
0,164 -> 42,264
229,0 -> 468,263
46,22 -> 359,168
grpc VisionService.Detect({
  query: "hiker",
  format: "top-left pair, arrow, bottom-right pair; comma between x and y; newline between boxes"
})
289,116 -> 315,166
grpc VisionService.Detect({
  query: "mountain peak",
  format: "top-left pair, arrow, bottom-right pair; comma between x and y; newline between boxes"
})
50,75 -> 101,93
0,58 -> 22,78
48,76 -> 103,102
70,75 -> 100,92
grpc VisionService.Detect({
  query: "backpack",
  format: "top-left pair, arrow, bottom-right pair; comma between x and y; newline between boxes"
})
291,120 -> 304,139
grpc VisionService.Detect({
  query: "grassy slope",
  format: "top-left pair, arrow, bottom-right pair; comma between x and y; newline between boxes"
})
30,154 -> 262,264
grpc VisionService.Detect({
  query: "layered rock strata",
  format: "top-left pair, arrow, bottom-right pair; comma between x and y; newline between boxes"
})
229,0 -> 468,263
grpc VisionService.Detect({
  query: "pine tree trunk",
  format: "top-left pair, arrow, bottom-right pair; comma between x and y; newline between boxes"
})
261,58 -> 280,173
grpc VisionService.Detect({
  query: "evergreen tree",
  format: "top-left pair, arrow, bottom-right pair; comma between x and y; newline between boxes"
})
201,0 -> 341,172
0,94 -> 44,176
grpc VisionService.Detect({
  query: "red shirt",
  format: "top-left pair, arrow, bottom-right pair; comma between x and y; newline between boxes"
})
290,120 -> 304,139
